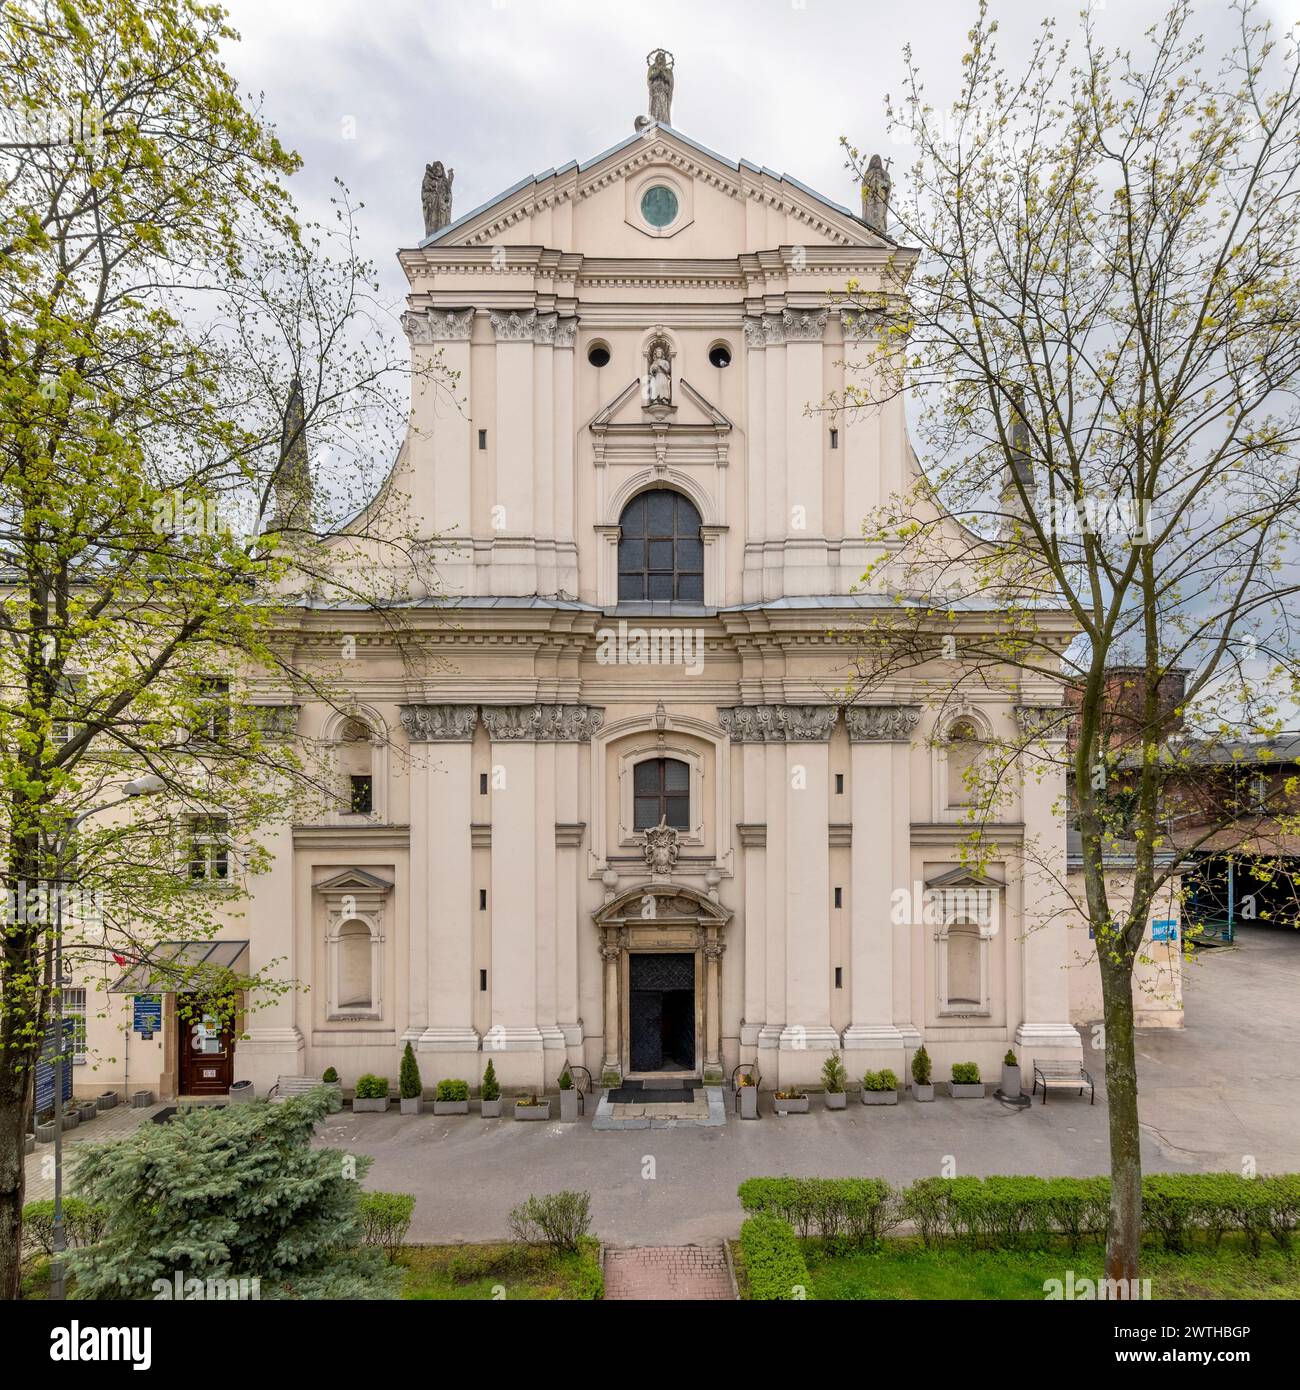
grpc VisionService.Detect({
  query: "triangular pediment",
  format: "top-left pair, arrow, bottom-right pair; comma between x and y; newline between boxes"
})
594,881 -> 732,926
588,377 -> 732,435
418,124 -> 887,257
925,866 -> 1005,890
314,868 -> 393,895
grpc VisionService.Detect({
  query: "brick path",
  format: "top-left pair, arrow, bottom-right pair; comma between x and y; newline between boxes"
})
603,1243 -> 735,1300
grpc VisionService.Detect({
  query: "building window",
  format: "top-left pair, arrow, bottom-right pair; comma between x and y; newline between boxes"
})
633,757 -> 690,831
830,427 -> 839,449
708,342 -> 732,368
834,886 -> 843,909
640,184 -> 679,228
62,988 -> 87,1063
617,490 -> 703,603
187,815 -> 229,881
479,772 -> 488,795
835,772 -> 844,794
193,677 -> 230,743
946,718 -> 981,807
587,342 -> 611,367
349,774 -> 373,814
479,889 -> 487,910
337,920 -> 372,1010
478,429 -> 487,450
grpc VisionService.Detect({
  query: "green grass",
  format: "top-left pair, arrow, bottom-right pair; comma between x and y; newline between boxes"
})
397,1238 -> 603,1300
732,1234 -> 1300,1300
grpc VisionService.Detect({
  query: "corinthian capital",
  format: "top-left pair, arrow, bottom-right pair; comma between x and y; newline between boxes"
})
400,704 -> 478,741
845,704 -> 921,742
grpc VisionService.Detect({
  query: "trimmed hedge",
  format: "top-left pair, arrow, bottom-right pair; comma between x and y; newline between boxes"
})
354,1074 -> 389,1100
739,1177 -> 897,1245
739,1214 -> 813,1300
741,1173 -> 1300,1257
435,1079 -> 470,1102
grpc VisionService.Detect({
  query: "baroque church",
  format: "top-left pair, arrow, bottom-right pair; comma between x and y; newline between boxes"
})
82,52 -> 1174,1105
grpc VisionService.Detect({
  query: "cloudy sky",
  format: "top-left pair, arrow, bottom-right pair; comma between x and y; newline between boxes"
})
217,0 -> 1275,313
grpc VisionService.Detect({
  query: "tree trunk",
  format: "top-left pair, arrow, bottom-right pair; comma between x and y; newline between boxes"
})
0,1030 -> 34,1300
1099,949 -> 1141,1283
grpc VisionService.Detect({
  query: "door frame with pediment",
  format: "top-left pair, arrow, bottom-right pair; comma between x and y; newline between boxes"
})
593,882 -> 730,1084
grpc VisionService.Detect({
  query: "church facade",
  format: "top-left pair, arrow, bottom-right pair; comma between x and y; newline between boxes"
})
78,62 -> 1120,1102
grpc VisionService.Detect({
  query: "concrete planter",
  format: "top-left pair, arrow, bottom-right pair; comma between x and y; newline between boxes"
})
36,1121 -> 57,1143
96,1091 -> 118,1112
825,1091 -> 847,1110
130,1089 -> 152,1108
514,1100 -> 551,1121
228,1080 -> 255,1104
950,1082 -> 985,1099
61,1111 -> 79,1131
1000,1064 -> 1022,1097
434,1099 -> 470,1115
912,1083 -> 935,1102
400,1097 -> 423,1116
559,1089 -> 580,1122
773,1095 -> 810,1115
480,1098 -> 503,1118
24,1133 -> 36,1154
76,1101 -> 98,1124
738,1086 -> 759,1120
862,1089 -> 899,1105
352,1097 -> 389,1113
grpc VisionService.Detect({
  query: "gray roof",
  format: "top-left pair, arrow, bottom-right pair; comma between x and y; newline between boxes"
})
419,122 -> 882,250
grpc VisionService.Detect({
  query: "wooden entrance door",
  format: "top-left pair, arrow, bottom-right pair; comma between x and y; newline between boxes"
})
177,1000 -> 235,1096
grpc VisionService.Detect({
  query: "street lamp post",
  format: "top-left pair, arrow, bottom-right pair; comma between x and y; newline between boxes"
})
49,773 -> 166,1300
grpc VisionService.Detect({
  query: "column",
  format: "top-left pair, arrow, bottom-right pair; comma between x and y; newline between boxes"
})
1014,705 -> 1082,1067
400,705 -> 480,1074
842,705 -> 919,1068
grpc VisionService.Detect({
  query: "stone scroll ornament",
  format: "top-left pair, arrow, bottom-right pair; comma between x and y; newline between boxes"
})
480,704 -> 606,742
718,705 -> 838,742
642,816 -> 681,876
399,705 -> 478,742
844,705 -> 922,741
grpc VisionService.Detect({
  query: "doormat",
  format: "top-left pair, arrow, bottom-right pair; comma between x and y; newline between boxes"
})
606,1087 -> 700,1104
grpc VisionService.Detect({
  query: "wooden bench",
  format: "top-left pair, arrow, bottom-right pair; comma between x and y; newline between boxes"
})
269,1075 -> 333,1103
731,1063 -> 761,1114
1032,1062 -> 1095,1105
569,1065 -> 593,1116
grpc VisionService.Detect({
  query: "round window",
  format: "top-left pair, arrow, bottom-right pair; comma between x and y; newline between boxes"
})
640,185 -> 679,228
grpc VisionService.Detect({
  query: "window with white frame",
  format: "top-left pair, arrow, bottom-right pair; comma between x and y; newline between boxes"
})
62,987 -> 87,1063
336,716 -> 379,819
186,814 -> 230,881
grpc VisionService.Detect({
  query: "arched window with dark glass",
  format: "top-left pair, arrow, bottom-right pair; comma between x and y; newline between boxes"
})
617,490 -> 703,602
634,757 -> 690,830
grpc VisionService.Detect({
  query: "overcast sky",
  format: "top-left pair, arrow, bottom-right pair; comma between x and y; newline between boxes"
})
217,0 -> 1278,313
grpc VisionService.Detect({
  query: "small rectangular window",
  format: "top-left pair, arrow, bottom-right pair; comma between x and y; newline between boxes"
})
834,886 -> 843,909
829,428 -> 839,449
349,774 -> 373,814
479,889 -> 487,910
479,772 -> 488,795
835,773 -> 844,794
478,429 -> 487,450
62,988 -> 87,1062
479,969 -> 487,992
834,967 -> 843,990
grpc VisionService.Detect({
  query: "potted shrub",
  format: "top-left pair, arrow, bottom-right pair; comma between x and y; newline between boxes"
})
434,1079 -> 470,1115
399,1043 -> 423,1115
353,1073 -> 390,1112
822,1052 -> 848,1110
950,1061 -> 984,1099
558,1068 -> 580,1122
96,1090 -> 118,1112
1000,1049 -> 1022,1097
773,1088 -> 810,1115
480,1059 -> 502,1117
911,1045 -> 934,1102
514,1093 -> 551,1121
736,1072 -> 759,1120
861,1069 -> 900,1105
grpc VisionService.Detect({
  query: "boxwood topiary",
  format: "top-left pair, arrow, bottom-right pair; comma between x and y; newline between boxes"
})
952,1061 -> 981,1084
354,1074 -> 389,1100
739,1214 -> 813,1300
911,1045 -> 932,1086
480,1059 -> 500,1102
435,1079 -> 469,1102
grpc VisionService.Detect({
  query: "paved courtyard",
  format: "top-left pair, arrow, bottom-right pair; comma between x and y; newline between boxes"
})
315,926 -> 1300,1245
24,927 -> 1297,1246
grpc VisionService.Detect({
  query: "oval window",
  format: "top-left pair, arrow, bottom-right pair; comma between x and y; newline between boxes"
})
587,343 -> 610,367
640,185 -> 679,228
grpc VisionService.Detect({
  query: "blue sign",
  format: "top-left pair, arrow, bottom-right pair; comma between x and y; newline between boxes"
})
133,994 -> 162,1037
1152,919 -> 1178,943
35,1019 -> 76,1115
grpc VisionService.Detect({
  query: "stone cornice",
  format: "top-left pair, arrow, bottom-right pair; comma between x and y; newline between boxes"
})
718,704 -> 838,742
845,705 -> 922,742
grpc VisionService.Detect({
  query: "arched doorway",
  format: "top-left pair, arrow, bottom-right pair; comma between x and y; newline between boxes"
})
593,883 -> 730,1084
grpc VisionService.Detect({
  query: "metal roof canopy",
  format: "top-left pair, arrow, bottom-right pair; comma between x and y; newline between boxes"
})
108,939 -> 249,994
